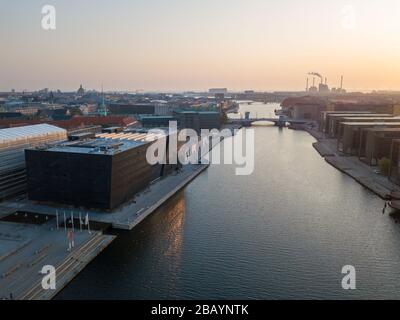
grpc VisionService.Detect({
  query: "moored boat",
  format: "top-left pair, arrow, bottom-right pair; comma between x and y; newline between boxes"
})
389,200 -> 400,211
390,191 -> 400,200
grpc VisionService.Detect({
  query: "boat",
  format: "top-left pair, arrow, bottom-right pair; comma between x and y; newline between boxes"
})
390,191 -> 400,200
389,200 -> 400,211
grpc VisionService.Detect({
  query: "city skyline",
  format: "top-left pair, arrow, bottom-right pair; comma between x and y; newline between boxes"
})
1,0 -> 400,92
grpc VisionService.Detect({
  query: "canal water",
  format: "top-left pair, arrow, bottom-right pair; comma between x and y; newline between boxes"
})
57,103 -> 400,300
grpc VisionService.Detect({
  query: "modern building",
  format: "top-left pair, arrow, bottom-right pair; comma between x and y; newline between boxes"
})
140,116 -> 177,128
25,130 -> 181,210
174,111 -> 221,133
329,102 -> 400,115
319,111 -> 371,133
338,122 -> 400,155
0,112 -> 23,119
154,104 -> 171,116
0,124 -> 67,200
389,139 -> 400,185
358,128 -> 400,165
108,103 -> 155,115
328,114 -> 394,138
0,116 -> 137,130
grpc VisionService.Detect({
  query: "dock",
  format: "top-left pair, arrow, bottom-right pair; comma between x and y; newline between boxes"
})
0,219 -> 115,300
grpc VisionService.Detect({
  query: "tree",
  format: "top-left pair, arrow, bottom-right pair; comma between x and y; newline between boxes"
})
378,157 -> 391,177
220,111 -> 228,124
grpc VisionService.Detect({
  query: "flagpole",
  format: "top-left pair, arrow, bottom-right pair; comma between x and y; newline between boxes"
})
56,210 -> 59,230
71,211 -> 74,233
63,211 -> 67,231
87,212 -> 91,234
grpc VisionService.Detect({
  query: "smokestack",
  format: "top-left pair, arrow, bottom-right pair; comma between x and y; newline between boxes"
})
306,78 -> 309,92
340,75 -> 343,90
313,77 -> 315,87
325,77 -> 327,85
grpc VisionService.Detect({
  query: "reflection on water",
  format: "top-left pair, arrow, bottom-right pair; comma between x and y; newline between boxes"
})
57,192 -> 186,299
58,103 -> 400,300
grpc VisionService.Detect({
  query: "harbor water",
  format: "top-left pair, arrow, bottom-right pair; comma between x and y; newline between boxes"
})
57,103 -> 400,300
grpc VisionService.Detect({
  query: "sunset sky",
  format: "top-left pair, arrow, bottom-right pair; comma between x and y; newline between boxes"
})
1,0 -> 400,92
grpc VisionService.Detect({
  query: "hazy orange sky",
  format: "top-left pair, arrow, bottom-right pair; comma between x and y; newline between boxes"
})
1,0 -> 400,92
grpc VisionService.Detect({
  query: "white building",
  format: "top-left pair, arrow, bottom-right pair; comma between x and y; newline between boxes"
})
0,124 -> 67,200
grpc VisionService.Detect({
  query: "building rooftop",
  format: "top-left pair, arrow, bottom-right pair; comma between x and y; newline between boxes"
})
96,130 -> 167,143
341,122 -> 400,126
362,128 -> 400,132
36,138 -> 145,155
329,114 -> 393,118
140,115 -> 175,119
340,116 -> 399,120
0,124 -> 67,144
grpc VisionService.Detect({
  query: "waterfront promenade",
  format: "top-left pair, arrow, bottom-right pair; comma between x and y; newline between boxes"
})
308,128 -> 400,199
0,219 -> 115,300
3,163 -> 209,231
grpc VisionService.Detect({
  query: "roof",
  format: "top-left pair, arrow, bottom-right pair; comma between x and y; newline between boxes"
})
96,131 -> 167,143
281,96 -> 327,108
0,124 -> 67,144
0,116 -> 138,130
340,116 -> 399,120
341,122 -> 400,127
140,116 -> 175,119
42,138 -> 143,155
363,128 -> 400,132
329,114 -> 392,118
36,129 -> 171,156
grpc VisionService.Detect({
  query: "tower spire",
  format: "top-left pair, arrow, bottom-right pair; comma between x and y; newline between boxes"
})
99,84 -> 107,116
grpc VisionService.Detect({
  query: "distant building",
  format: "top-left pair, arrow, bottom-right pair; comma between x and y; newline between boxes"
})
140,116 -> 177,128
329,102 -> 400,115
209,88 -> 228,94
15,107 -> 38,116
0,116 -> 138,130
154,103 -> 171,116
338,122 -> 400,155
108,103 -> 155,115
173,110 -> 221,133
214,93 -> 225,101
0,112 -> 22,119
77,85 -> 85,95
319,83 -> 330,93
359,128 -> 400,166
0,124 -> 67,200
281,96 -> 327,121
390,139 -> 400,184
